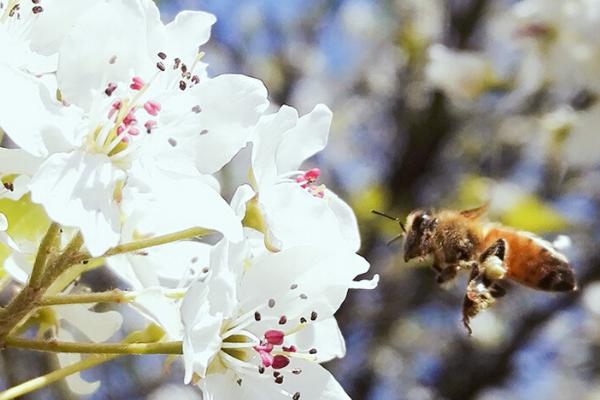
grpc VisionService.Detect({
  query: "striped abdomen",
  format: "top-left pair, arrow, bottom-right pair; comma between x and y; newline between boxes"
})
482,226 -> 576,292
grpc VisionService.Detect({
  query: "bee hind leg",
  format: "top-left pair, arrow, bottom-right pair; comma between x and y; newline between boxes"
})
462,264 -> 498,335
480,239 -> 508,280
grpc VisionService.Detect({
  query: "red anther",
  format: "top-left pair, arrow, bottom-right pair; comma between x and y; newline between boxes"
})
282,345 -> 297,353
303,168 -> 320,182
264,330 -> 285,346
123,110 -> 137,126
130,76 -> 145,90
143,100 -> 161,116
272,355 -> 290,370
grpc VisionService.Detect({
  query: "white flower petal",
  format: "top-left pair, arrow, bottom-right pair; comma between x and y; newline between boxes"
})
124,176 -> 242,243
275,104 -> 332,173
57,1 -> 150,109
260,183 -> 348,249
0,65 -> 81,156
290,317 -> 346,362
165,11 -> 216,62
230,184 -> 256,220
28,0 -> 99,56
30,151 -> 124,256
240,245 -> 370,322
56,304 -> 123,343
250,105 -> 298,188
131,288 -> 183,340
279,359 -> 351,400
56,330 -> 101,395
182,280 -> 223,382
186,74 -> 269,174
325,189 -> 361,252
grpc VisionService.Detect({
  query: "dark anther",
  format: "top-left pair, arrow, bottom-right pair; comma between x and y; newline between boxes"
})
32,5 -> 43,14
310,311 -> 318,321
293,392 -> 301,400
157,52 -> 167,59
254,311 -> 261,321
268,298 -> 275,308
275,375 -> 284,384
179,80 -> 187,90
278,315 -> 287,325
156,61 -> 165,71
309,348 -> 317,354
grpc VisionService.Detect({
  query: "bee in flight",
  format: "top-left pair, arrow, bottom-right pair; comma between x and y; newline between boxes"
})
373,204 -> 577,334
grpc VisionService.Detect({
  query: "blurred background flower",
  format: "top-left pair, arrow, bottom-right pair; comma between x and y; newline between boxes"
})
4,0 -> 600,399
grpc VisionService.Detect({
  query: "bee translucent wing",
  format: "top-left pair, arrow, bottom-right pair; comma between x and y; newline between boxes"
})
459,203 -> 489,220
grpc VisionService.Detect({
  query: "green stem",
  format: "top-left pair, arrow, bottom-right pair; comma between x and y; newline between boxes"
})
0,353 -> 116,400
102,227 -> 211,257
40,289 -> 185,306
29,223 -> 60,289
4,337 -> 183,355
0,324 -> 167,400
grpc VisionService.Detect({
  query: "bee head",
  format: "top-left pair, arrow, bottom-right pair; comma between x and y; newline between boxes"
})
403,209 -> 437,262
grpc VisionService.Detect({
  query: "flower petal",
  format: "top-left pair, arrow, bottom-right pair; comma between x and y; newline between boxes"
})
57,0 -> 150,109
0,65 -> 81,156
187,74 -> 269,174
165,11 -> 216,61
131,288 -> 183,340
260,183 -> 349,250
124,173 -> 243,243
240,245 -> 371,323
182,280 -> 224,382
56,304 -> 123,343
325,189 -> 361,252
30,151 -> 124,256
250,105 -> 298,188
275,104 -> 332,173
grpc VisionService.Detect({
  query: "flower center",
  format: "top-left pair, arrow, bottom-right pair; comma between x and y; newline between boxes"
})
294,168 -> 326,198
214,288 -> 321,399
86,51 -> 206,162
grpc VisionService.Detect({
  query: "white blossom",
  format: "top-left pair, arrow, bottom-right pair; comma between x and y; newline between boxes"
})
181,234 -> 378,399
0,0 -> 268,256
244,104 -> 360,252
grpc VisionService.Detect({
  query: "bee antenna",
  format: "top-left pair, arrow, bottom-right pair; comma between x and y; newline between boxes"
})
386,234 -> 404,246
371,209 -> 407,233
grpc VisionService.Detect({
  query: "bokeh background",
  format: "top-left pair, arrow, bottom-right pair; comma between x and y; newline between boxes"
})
4,0 -> 600,399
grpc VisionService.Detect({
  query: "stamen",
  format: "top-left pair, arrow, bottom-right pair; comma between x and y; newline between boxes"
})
143,100 -> 161,116
272,355 -> 290,370
129,76 -> 145,91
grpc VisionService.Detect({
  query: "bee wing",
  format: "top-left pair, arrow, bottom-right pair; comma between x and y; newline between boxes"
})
460,203 -> 489,220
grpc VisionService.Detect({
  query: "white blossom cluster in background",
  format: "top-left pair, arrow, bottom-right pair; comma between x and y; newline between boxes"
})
422,0 -> 600,169
0,0 -> 378,398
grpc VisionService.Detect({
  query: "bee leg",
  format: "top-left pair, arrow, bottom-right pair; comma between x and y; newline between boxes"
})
436,264 -> 459,284
480,239 -> 508,281
462,264 -> 496,335
489,283 -> 506,298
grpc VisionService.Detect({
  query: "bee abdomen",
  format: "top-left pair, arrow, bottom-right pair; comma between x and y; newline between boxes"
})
484,227 -> 577,292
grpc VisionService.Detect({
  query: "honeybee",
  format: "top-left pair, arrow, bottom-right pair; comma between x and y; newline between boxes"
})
373,204 -> 577,334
